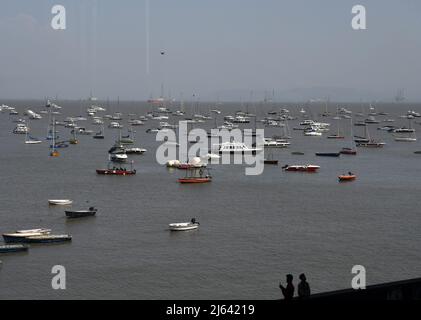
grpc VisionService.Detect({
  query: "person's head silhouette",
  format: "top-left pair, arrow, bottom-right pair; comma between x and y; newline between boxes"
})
286,274 -> 293,284
299,273 -> 306,281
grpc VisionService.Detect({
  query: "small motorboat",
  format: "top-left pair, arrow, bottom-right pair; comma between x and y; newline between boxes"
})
110,153 -> 128,163
48,199 -> 73,205
125,147 -> 147,154
0,244 -> 29,253
169,218 -> 200,231
340,148 -> 357,155
96,168 -> 136,175
291,151 -> 305,155
315,152 -> 340,157
395,137 -> 417,142
264,159 -> 279,165
23,234 -> 72,244
282,165 -> 320,172
338,173 -> 357,182
326,134 -> 345,139
69,138 -> 79,145
356,141 -> 385,148
65,207 -> 97,218
215,142 -> 262,155
304,130 -> 322,136
93,131 -> 105,139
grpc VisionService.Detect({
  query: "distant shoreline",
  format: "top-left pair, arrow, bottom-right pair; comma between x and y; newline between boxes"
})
1,98 -> 420,105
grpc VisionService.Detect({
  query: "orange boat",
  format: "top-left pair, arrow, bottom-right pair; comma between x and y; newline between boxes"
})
338,174 -> 356,182
178,177 -> 212,184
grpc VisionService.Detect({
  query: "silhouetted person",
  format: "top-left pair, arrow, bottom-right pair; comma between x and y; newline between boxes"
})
297,273 -> 311,299
279,274 -> 294,301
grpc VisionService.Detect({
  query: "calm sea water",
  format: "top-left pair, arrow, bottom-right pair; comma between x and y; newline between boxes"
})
0,100 -> 420,299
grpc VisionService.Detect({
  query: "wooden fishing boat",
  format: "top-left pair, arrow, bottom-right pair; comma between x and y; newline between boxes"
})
178,168 -> 212,184
65,207 -> 97,218
178,177 -> 212,183
97,161 -> 136,175
338,174 -> 357,182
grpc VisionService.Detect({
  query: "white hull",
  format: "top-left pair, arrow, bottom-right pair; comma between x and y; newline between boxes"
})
169,223 -> 199,231
48,199 -> 73,205
16,228 -> 51,234
304,131 -> 322,136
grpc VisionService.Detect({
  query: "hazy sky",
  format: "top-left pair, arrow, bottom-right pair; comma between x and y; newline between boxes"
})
0,0 -> 420,101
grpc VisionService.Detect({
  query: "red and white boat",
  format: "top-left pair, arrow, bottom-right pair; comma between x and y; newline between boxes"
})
282,165 -> 320,172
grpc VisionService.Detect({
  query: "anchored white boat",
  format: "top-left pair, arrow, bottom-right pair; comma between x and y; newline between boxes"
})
125,147 -> 147,154
263,138 -> 290,148
304,130 -> 322,136
48,199 -> 73,205
13,123 -> 29,134
169,219 -> 200,231
215,142 -> 262,154
3,229 -> 52,243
